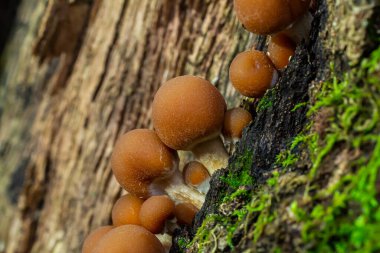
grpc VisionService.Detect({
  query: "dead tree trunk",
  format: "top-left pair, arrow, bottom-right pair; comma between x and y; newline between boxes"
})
0,0 -> 379,253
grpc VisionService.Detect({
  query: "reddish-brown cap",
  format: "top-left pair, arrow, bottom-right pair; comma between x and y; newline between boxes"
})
222,108 -> 253,139
174,202 -> 198,226
112,194 -> 144,226
139,195 -> 175,234
152,75 -> 226,150
82,226 -> 113,253
233,0 -> 311,35
92,225 -> 165,253
268,33 -> 296,70
183,161 -> 210,187
111,129 -> 178,198
229,50 -> 276,98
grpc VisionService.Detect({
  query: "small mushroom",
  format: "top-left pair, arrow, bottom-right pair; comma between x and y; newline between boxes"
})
111,129 -> 204,208
229,50 -> 278,98
233,0 -> 311,35
112,194 -> 144,226
152,75 -> 229,174
92,225 -> 165,253
267,33 -> 296,70
139,195 -> 175,234
174,202 -> 198,226
183,161 -> 210,187
82,226 -> 113,253
223,107 -> 253,140
183,161 -> 210,194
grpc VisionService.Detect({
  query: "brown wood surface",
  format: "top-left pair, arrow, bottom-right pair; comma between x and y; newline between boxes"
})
0,0 -> 252,252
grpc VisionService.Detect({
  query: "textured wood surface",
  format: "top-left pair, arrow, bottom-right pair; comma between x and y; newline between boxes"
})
0,0 -> 255,252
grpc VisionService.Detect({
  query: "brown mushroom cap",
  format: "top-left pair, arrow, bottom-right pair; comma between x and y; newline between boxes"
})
174,202 -> 198,226
229,50 -> 277,98
152,75 -> 226,150
222,108 -> 253,139
92,225 -> 165,253
139,195 -> 175,234
111,129 -> 178,198
268,33 -> 296,70
112,194 -> 144,226
183,161 -> 210,187
233,0 -> 311,35
82,226 -> 113,253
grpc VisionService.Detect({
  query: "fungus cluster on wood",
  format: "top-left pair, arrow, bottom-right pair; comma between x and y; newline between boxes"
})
231,0 -> 313,98
82,1 -> 315,252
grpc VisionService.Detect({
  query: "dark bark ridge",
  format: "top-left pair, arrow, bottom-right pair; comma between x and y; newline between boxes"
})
172,0 -> 380,252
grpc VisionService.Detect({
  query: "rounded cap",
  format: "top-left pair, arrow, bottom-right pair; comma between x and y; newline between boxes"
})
112,194 -> 144,226
183,161 -> 210,187
139,195 -> 175,234
82,226 -> 113,253
268,33 -> 296,70
174,202 -> 198,226
92,225 -> 165,253
111,129 -> 178,198
229,50 -> 276,98
222,108 -> 253,139
152,75 -> 226,150
233,0 -> 311,35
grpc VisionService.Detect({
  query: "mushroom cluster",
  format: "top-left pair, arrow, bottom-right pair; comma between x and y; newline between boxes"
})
231,0 -> 313,98
82,1 -> 315,252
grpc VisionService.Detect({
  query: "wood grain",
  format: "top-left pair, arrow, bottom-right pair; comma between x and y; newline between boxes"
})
0,0 -> 254,252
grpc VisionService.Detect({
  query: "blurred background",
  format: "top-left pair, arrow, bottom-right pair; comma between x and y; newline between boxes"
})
0,1 -> 250,252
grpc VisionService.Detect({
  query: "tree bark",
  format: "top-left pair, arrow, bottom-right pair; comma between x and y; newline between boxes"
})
1,0 -> 246,252
0,0 -> 378,253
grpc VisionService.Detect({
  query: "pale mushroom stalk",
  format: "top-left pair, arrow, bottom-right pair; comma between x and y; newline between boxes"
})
155,234 -> 172,253
191,137 -> 229,174
151,170 -> 205,209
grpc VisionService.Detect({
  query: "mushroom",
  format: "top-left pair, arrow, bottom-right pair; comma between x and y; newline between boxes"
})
139,195 -> 175,234
267,33 -> 296,70
174,202 -> 198,226
112,194 -> 144,226
111,129 -> 204,208
155,234 -> 173,253
222,107 -> 253,140
152,75 -> 228,174
233,0 -> 311,35
183,161 -> 210,194
82,226 -> 113,253
92,225 -> 165,253
229,50 -> 278,98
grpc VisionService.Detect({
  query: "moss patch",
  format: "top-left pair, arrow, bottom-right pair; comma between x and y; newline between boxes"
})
185,47 -> 380,253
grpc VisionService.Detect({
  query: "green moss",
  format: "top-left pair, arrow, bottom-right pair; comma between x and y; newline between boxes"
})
221,150 -> 254,189
177,237 -> 191,252
186,46 -> 380,253
257,89 -> 276,112
293,47 -> 380,252
292,102 -> 308,112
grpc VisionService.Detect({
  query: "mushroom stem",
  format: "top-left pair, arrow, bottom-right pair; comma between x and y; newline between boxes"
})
191,136 -> 229,174
155,234 -> 172,253
282,12 -> 313,44
151,170 -> 205,209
